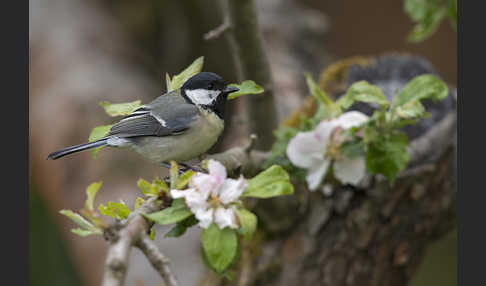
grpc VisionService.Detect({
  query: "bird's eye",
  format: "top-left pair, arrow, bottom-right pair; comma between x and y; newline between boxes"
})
208,83 -> 214,90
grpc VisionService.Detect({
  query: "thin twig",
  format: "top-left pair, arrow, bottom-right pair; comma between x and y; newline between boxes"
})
244,134 -> 258,154
136,235 -> 179,286
203,21 -> 231,40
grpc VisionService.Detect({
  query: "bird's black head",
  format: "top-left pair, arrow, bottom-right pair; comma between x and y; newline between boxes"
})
181,72 -> 239,119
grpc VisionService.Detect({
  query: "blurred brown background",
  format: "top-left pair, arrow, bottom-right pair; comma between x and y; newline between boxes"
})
29,0 -> 457,285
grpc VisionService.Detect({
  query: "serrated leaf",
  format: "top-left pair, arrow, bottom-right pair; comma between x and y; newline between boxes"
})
99,202 -> 131,220
395,99 -> 426,119
235,208 -> 257,242
365,132 -> 410,183
143,199 -> 192,225
243,165 -> 294,198
201,223 -> 239,273
88,124 -> 113,159
85,181 -> 102,212
99,100 -> 143,117
71,228 -> 101,237
176,170 -> 195,189
134,197 -> 145,210
227,80 -> 264,100
338,81 -> 389,110
167,57 -> 204,92
59,210 -> 96,230
392,74 -> 448,110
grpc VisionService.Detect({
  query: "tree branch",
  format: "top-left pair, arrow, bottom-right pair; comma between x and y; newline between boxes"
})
136,234 -> 179,286
101,196 -> 178,286
219,0 -> 278,150
203,20 -> 231,41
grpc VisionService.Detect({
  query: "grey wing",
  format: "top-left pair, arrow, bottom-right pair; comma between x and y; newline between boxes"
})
108,93 -> 199,138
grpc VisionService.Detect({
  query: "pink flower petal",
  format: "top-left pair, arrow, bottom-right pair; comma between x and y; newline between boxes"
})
315,119 -> 339,140
333,155 -> 366,185
218,176 -> 248,204
208,159 -> 227,182
286,131 -> 326,168
190,173 -> 218,197
306,160 -> 330,191
170,188 -> 208,211
195,208 -> 214,229
214,207 -> 238,229
334,111 -> 369,130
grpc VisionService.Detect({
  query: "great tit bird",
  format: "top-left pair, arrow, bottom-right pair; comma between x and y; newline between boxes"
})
47,72 -> 239,165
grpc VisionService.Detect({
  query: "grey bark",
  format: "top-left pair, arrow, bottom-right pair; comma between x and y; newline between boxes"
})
202,105 -> 456,286
220,0 -> 278,150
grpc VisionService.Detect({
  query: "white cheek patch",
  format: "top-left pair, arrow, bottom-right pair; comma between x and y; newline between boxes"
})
185,89 -> 221,105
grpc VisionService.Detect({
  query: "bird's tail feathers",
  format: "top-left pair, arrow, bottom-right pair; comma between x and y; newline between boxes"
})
47,139 -> 108,160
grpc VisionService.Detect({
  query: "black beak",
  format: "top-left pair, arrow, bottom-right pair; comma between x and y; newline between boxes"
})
223,86 -> 239,94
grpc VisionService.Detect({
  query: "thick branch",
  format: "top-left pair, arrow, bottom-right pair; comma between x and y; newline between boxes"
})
220,0 -> 278,150
102,197 -> 178,286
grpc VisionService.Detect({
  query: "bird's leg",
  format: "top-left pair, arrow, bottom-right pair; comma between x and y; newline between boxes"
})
160,161 -> 186,175
179,162 -> 205,173
160,162 -> 203,174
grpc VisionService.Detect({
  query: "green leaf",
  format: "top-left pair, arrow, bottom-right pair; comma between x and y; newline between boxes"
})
305,73 -> 334,107
235,208 -> 257,242
142,199 -> 192,225
243,165 -> 294,198
85,181 -> 102,212
404,0 -> 452,43
176,170 -> 195,189
201,223 -> 239,273
392,74 -> 448,111
170,161 -> 179,190
149,228 -> 156,240
227,80 -> 264,100
98,202 -> 131,220
59,210 -> 96,231
71,228 -> 101,237
166,73 -> 172,90
153,177 -> 169,193
99,100 -> 143,117
365,131 -> 410,183
137,178 -> 152,196
407,8 -> 447,43
165,215 -> 198,238
134,197 -> 145,210
167,57 -> 204,92
338,81 -> 389,110
88,124 -> 113,159
395,99 -> 427,119
340,141 -> 365,159
137,178 -> 158,197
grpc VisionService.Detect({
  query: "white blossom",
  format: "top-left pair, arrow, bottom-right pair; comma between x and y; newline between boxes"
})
170,159 -> 247,229
286,111 -> 369,191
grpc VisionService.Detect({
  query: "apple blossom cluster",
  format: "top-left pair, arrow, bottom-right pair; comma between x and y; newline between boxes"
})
286,111 -> 369,190
170,159 -> 247,229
